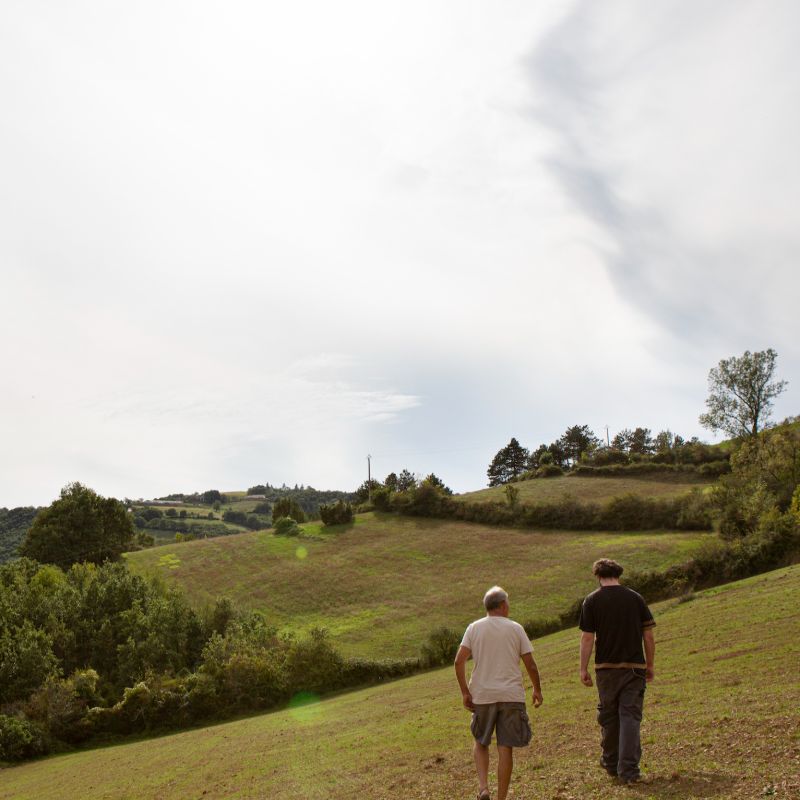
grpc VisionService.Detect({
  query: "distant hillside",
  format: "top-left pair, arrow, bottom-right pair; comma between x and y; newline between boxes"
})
155,483 -> 356,516
0,506 -> 39,563
125,512 -> 712,659
457,473 -> 713,507
5,564 -> 798,800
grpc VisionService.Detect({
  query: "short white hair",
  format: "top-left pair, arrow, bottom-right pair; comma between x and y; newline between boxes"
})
483,586 -> 508,611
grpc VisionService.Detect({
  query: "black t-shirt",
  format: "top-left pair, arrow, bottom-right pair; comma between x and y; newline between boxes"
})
579,585 -> 655,667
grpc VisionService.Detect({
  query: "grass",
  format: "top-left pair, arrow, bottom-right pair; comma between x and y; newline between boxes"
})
456,474 -> 714,506
125,513 -> 713,659
3,564 -> 798,799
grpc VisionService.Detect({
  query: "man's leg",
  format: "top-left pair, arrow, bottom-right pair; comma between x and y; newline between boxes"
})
496,746 -> 513,800
617,671 -> 646,781
595,670 -> 621,775
473,741 -> 490,795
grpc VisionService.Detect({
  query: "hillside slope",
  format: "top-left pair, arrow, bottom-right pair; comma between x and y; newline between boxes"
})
3,565 -> 798,799
457,473 -> 713,506
125,513 -> 712,658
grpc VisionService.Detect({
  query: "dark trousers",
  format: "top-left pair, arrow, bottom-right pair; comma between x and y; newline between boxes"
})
595,668 -> 646,780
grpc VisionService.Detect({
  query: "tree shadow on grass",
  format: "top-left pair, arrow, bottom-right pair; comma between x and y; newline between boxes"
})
625,771 -> 737,798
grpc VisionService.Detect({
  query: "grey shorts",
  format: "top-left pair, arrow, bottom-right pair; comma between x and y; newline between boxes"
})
470,702 -> 532,748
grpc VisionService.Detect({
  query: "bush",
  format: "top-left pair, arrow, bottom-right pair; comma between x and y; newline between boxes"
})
284,628 -> 344,695
535,465 -> 564,478
0,714 -> 48,761
420,627 -> 462,667
222,510 -> 248,526
273,517 -> 300,537
522,617 -> 561,639
587,448 -> 630,467
24,670 -> 99,744
272,498 -> 306,523
319,500 -> 354,526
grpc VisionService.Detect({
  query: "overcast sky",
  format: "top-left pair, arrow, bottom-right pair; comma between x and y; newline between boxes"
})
2,0 -> 798,506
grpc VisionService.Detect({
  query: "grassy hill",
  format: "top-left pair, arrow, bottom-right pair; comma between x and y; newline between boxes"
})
3,564 -> 797,799
125,513 -> 713,659
456,473 -> 713,506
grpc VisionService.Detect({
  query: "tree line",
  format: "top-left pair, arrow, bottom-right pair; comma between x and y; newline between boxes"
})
487,348 -> 788,487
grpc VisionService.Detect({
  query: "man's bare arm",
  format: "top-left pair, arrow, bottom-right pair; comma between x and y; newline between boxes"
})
521,652 -> 543,707
643,627 -> 655,682
454,645 -> 474,710
579,631 -> 594,686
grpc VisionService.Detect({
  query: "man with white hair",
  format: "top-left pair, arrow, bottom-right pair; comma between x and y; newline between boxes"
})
454,586 -> 543,800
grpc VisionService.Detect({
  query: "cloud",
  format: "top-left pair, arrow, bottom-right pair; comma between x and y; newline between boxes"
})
526,0 -> 800,355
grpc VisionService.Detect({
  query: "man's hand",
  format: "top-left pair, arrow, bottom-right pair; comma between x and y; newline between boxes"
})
580,669 -> 593,687
531,688 -> 543,708
462,690 -> 475,711
646,667 -> 655,683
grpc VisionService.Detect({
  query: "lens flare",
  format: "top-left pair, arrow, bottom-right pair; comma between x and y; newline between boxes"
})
288,691 -> 321,722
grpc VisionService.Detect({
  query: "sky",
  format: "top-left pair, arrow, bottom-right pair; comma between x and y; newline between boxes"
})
1,0 -> 798,506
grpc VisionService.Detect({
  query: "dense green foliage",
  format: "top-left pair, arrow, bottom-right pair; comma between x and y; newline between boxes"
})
221,510 -> 267,530
487,424 -> 728,487
20,484 -> 134,569
712,423 -> 800,539
271,497 -> 306,523
386,482 -> 714,531
245,484 -> 355,516
0,558 -> 425,760
319,500 -> 354,526
0,506 -> 40,564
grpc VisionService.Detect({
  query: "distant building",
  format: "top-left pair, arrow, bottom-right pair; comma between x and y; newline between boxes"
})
245,494 -> 267,500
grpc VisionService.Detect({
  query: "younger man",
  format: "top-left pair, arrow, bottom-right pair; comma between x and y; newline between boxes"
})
579,559 -> 656,785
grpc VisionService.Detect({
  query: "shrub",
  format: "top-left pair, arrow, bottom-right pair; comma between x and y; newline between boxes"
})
319,500 -> 354,526
273,517 -> 300,537
24,669 -> 100,744
0,715 -> 48,761
284,627 -> 344,695
420,627 -> 462,667
272,498 -> 306,523
222,510 -> 248,526
522,618 -> 561,639
535,465 -> 563,478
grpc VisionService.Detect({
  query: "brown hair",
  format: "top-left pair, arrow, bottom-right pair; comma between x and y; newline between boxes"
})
592,559 -> 623,579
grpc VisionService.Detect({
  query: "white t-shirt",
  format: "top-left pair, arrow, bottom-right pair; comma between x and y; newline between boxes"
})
460,616 -> 533,704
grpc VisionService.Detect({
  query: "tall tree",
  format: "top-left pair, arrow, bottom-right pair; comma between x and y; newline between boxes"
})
699,349 -> 788,438
487,438 -> 529,486
20,483 -> 135,569
628,427 -> 655,455
397,469 -> 417,492
558,425 -> 600,466
611,429 -> 635,452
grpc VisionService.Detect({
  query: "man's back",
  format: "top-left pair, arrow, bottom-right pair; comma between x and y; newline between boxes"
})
579,585 -> 654,668
460,616 -> 532,703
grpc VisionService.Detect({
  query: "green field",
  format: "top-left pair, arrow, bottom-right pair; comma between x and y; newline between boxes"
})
125,513 -> 712,658
457,474 -> 713,506
4,565 -> 798,799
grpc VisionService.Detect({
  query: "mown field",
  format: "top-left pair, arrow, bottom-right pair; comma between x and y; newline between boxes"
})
125,513 -> 713,658
456,474 -> 713,506
3,565 -> 798,800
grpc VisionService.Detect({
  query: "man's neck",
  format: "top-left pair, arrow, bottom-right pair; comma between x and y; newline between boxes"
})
598,577 -> 621,587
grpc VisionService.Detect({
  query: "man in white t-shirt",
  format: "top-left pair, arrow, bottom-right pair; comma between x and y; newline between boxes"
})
454,586 -> 543,800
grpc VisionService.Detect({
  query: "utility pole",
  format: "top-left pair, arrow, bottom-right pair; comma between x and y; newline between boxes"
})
367,454 -> 372,502
605,425 -> 610,447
